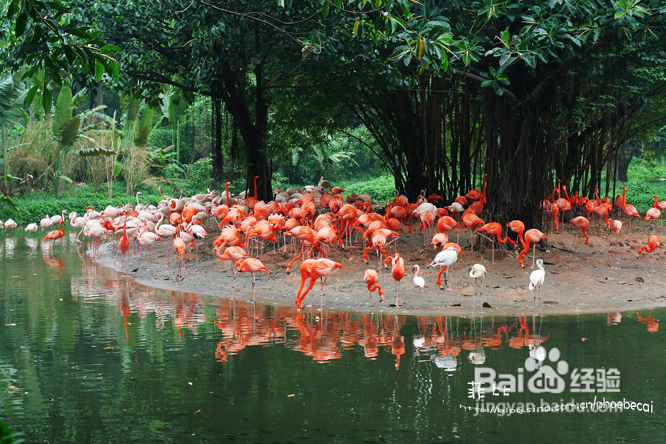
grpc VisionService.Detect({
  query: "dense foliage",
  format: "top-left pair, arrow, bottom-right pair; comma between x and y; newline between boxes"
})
3,0 -> 666,228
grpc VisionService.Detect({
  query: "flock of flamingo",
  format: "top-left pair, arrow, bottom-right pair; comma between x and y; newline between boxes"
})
1,175 -> 664,311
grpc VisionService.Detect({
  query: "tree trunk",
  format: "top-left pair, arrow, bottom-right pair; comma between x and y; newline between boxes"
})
483,66 -> 557,229
210,96 -> 224,186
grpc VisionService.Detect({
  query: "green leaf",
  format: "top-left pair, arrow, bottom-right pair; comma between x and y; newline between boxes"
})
64,27 -> 91,39
95,61 -> 104,81
53,86 -> 73,138
15,12 -> 29,37
59,175 -> 74,184
0,195 -> 21,216
58,117 -> 81,147
72,146 -> 118,157
42,88 -> 52,114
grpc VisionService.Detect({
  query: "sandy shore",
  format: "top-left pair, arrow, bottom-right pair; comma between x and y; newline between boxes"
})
93,221 -> 666,316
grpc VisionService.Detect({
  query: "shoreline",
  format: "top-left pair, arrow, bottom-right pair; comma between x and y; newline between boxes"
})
92,223 -> 666,316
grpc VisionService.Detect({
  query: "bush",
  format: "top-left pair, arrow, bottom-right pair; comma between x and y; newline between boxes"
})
339,175 -> 395,203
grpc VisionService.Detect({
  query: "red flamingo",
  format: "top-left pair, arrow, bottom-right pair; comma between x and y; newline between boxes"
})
608,219 -> 622,247
474,222 -> 515,264
43,219 -> 66,249
236,257 -> 269,303
519,229 -> 549,269
295,258 -> 344,310
568,216 -> 590,246
384,253 -> 405,307
364,269 -> 384,308
295,259 -> 317,308
507,220 -> 526,250
113,216 -> 130,269
462,212 -> 484,251
637,235 -> 660,272
216,245 -> 249,284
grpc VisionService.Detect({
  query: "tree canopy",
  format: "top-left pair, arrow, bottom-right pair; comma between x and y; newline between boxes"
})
3,0 -> 666,225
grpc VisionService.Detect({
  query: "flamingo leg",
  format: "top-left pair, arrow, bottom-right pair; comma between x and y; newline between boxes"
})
318,277 -> 327,312
531,244 -> 536,269
394,280 -> 400,307
251,272 -> 256,303
416,287 -> 421,310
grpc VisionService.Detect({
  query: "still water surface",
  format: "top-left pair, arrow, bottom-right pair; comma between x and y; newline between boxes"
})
0,231 -> 664,443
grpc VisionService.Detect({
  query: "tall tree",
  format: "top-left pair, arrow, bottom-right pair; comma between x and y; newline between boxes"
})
76,0 -> 336,201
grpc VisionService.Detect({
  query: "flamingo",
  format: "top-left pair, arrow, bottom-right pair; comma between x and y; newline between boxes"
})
608,219 -> 622,246
529,259 -> 545,304
114,216 -> 130,270
519,229 -> 549,269
43,219 -> 66,248
173,225 -> 187,280
216,245 -> 250,284
137,221 -> 162,270
294,258 -> 343,310
468,263 -> 486,312
427,245 -> 460,307
236,257 -> 269,302
507,220 -> 526,250
24,223 -> 38,233
474,222 -> 515,264
412,265 -> 425,309
622,204 -> 640,233
40,215 -> 53,231
644,206 -> 661,227
462,212 -> 484,251
637,235 -> 660,272
154,213 -> 177,266
364,269 -> 384,308
3,218 -> 17,234
295,259 -> 317,308
568,216 -> 590,246
384,253 -> 405,307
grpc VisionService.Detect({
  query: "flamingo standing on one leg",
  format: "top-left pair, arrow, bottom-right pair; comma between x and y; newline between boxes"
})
364,269 -> 384,309
474,222 -> 515,264
568,216 -> 590,246
412,265 -> 425,309
622,204 -> 640,233
519,229 -> 549,269
236,257 -> 269,303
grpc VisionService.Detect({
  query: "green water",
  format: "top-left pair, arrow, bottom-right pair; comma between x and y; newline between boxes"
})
0,230 -> 664,443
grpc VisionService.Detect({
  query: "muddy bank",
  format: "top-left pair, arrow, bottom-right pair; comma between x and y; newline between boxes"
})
93,223 -> 666,316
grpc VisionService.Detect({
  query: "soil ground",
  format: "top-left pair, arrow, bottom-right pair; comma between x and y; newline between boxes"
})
94,218 -> 666,316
